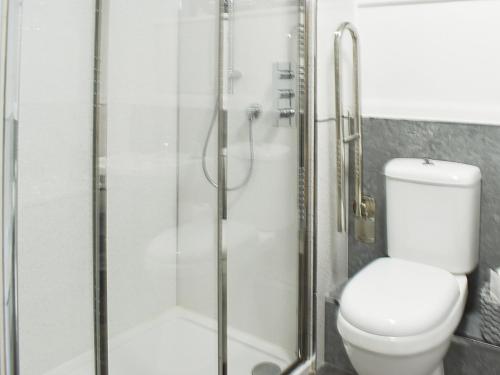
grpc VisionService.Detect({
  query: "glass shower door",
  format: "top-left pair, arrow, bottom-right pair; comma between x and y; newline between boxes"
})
100,1 -> 220,375
3,2 -> 96,375
98,1 -> 311,374
219,1 -> 308,373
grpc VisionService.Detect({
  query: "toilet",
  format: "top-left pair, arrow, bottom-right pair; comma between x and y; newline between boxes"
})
337,158 -> 481,375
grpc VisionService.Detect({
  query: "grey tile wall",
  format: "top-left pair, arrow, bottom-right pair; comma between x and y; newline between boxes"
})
324,300 -> 356,374
348,118 -> 500,343
324,300 -> 500,375
444,336 -> 500,375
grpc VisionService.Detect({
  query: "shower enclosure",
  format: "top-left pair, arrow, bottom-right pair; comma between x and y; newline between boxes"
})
0,1 -> 315,374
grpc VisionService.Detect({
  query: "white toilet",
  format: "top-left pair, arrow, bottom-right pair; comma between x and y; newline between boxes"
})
337,158 -> 482,375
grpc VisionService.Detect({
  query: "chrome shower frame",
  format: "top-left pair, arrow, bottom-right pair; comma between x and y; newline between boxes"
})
92,1 -> 109,375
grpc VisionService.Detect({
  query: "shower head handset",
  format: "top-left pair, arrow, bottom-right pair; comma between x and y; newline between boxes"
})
202,102 -> 262,191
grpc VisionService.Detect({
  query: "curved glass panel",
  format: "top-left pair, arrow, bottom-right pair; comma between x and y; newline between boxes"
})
222,1 -> 304,373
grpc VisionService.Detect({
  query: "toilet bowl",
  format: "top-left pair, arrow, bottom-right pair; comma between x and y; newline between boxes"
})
337,258 -> 468,375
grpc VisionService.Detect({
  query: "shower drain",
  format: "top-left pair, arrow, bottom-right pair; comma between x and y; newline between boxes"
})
251,362 -> 281,375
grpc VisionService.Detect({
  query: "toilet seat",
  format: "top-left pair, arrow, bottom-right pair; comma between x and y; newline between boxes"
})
340,258 -> 460,337
338,258 -> 468,356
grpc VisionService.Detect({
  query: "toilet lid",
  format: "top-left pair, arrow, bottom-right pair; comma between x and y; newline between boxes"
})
340,257 -> 460,337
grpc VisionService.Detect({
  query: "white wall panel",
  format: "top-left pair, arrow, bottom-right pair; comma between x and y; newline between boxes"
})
358,0 -> 500,124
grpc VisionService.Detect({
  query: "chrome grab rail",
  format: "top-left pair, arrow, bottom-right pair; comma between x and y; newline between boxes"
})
334,22 -> 375,243
334,22 -> 362,233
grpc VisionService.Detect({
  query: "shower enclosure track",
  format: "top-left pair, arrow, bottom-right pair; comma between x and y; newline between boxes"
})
92,1 -> 109,375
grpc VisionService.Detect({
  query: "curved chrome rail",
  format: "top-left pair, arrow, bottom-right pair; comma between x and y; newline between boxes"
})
334,22 -> 375,243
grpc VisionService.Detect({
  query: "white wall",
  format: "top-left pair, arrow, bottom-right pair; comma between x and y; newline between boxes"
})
17,1 -> 95,374
358,0 -> 500,124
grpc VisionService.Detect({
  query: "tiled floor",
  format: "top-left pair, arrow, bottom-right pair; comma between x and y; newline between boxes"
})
324,300 -> 500,375
317,364 -> 354,375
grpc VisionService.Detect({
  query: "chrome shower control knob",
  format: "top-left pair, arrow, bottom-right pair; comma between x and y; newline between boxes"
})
279,71 -> 295,80
278,108 -> 295,119
279,89 -> 295,99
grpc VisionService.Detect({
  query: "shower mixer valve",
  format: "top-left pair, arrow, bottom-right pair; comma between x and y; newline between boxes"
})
273,62 -> 296,127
